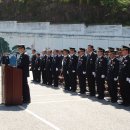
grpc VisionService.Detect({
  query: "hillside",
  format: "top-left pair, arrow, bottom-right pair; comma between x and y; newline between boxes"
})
0,0 -> 130,25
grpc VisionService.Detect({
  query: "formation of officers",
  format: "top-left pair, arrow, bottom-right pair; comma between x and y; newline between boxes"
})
31,45 -> 130,106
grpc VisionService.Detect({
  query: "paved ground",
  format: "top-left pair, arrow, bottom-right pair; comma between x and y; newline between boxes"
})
0,67 -> 130,130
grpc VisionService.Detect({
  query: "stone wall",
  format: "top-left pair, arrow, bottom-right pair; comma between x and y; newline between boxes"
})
0,21 -> 129,52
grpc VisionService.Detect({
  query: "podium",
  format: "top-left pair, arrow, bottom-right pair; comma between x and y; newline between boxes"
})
1,65 -> 23,105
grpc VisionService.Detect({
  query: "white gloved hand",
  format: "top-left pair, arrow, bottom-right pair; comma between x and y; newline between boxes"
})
56,68 -> 58,71
72,70 -> 75,73
114,77 -> 118,81
126,77 -> 129,82
101,75 -> 105,78
92,72 -> 96,77
83,71 -> 86,75
38,68 -> 40,71
67,71 -> 69,74
129,79 -> 130,84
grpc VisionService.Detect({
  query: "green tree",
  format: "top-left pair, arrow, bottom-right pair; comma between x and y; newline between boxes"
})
0,38 -> 10,54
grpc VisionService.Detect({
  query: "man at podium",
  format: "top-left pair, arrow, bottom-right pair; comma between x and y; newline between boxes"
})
17,44 -> 31,104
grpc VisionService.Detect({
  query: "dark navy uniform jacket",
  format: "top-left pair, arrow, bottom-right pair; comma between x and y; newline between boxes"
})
1,56 -> 10,65
17,53 -> 30,77
31,54 -> 36,70
95,56 -> 108,78
119,55 -> 130,80
77,55 -> 87,75
62,56 -> 70,74
35,57 -> 41,71
52,55 -> 61,72
45,56 -> 53,72
86,52 -> 97,76
107,58 -> 119,80
69,54 -> 78,72
41,55 -> 47,71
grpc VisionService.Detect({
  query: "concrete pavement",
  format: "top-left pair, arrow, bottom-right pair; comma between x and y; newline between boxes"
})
0,68 -> 130,130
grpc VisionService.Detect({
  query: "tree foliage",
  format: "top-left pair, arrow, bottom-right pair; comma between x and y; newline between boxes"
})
0,0 -> 130,25
0,37 -> 10,54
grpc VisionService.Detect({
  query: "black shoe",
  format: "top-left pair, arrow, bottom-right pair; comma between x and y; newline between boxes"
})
90,93 -> 95,96
119,102 -> 130,107
23,100 -> 31,104
71,90 -> 76,92
111,100 -> 117,103
64,88 -> 70,91
37,81 -> 41,83
97,96 -> 104,99
79,91 -> 85,94
111,99 -> 117,103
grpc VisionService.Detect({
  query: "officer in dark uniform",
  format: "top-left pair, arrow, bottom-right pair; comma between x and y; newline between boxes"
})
119,45 -> 130,106
58,50 -> 64,84
116,48 -> 122,62
41,50 -> 47,84
31,49 -> 36,81
1,53 -> 10,65
69,48 -> 78,92
34,53 -> 41,83
129,44 -> 130,55
95,48 -> 107,99
104,49 -> 109,58
104,49 -> 110,64
77,48 -> 87,94
62,49 -> 70,91
46,50 -> 53,85
107,47 -> 119,103
58,50 -> 64,71
86,45 -> 97,96
17,45 -> 31,104
52,50 -> 61,87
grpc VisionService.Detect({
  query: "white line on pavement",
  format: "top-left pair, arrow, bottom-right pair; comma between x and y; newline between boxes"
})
18,105 -> 61,130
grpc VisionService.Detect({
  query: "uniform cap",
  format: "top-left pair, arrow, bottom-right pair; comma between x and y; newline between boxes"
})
63,49 -> 69,53
121,45 -> 129,51
79,48 -> 85,52
97,47 -> 105,53
17,44 -> 25,49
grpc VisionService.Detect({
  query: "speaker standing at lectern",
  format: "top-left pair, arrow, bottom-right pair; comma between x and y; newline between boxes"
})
17,44 -> 31,104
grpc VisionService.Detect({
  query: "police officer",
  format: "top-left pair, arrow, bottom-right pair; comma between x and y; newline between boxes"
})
86,45 -> 97,96
52,50 -> 61,87
17,45 -> 31,104
69,48 -> 78,92
119,45 -> 130,106
62,49 -> 70,91
34,53 -> 41,83
104,49 -> 110,64
41,50 -> 47,84
95,48 -> 107,99
1,52 -> 10,65
77,48 -> 87,94
58,50 -> 64,71
107,47 -> 119,103
58,50 -> 64,84
46,50 -> 53,85
116,48 -> 122,62
31,49 -> 36,81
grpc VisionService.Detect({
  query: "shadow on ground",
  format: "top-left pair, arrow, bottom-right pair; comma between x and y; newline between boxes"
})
0,104 -> 28,111
37,83 -> 130,112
